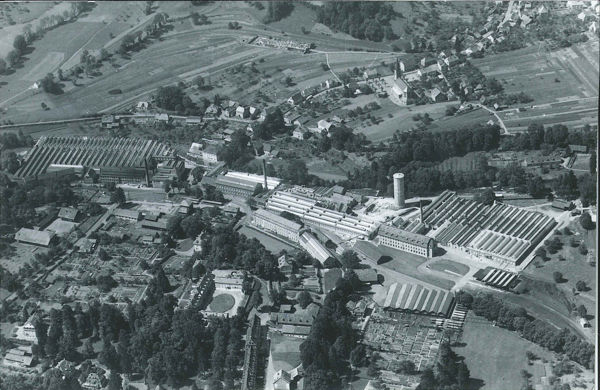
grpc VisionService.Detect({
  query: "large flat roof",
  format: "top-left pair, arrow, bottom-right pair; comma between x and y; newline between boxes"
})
15,228 -> 55,246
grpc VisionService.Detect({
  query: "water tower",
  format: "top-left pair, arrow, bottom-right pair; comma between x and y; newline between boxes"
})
393,173 -> 405,208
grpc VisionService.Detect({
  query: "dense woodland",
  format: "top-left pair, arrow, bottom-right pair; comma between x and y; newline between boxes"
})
300,271 -> 361,390
345,124 -> 501,195
315,2 -> 398,42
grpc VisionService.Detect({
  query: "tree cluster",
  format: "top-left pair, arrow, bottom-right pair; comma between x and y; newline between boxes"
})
416,342 -> 470,390
263,2 -> 295,23
316,2 -> 397,42
502,123 -> 597,152
300,273 -> 360,389
200,224 -> 278,280
346,125 -> 501,194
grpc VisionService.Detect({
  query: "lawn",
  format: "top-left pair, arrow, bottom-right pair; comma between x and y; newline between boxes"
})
428,259 -> 469,276
269,333 -> 303,372
208,293 -> 235,313
455,313 -> 555,390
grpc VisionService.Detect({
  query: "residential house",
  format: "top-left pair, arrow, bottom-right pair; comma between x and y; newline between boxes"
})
292,128 -> 304,140
236,106 -> 249,119
136,101 -> 149,111
287,92 -> 303,105
202,145 -> 219,165
317,120 -> 333,132
205,104 -> 221,117
58,207 -> 80,222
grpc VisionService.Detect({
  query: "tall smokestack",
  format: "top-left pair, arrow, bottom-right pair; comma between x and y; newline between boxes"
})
393,173 -> 405,209
262,159 -> 268,190
419,198 -> 423,222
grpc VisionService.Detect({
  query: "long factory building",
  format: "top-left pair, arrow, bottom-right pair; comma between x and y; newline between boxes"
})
265,191 -> 378,239
15,136 -> 174,184
423,190 -> 556,266
251,208 -> 302,243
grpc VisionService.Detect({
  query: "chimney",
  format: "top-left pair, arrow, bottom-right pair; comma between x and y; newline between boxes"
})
262,159 -> 268,190
419,198 -> 424,222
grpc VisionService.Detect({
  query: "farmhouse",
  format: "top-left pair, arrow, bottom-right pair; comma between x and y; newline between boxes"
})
15,228 -> 56,247
112,208 -> 141,221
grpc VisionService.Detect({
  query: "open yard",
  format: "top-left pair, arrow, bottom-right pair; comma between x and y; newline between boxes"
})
455,313 -> 556,390
377,245 -> 456,290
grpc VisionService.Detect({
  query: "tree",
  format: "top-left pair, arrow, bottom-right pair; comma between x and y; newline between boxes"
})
110,188 -> 126,205
589,150 -> 596,174
13,35 -> 27,54
297,290 -> 312,309
552,271 -> 563,283
0,58 -> 6,74
340,250 -> 361,269
349,344 -> 366,367
163,180 -> 171,194
576,304 -> 587,318
98,248 -> 111,261
579,212 -> 594,230
40,73 -> 62,94
107,371 -> 122,390
6,50 -> 20,68
396,360 -> 416,374
475,188 -> 495,205
575,280 -> 587,292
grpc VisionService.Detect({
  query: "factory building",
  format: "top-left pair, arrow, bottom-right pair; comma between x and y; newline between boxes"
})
15,137 -> 174,186
393,173 -> 405,208
377,224 -> 434,258
201,170 -> 281,200
423,190 -> 556,267
252,209 -> 302,243
299,231 -> 333,264
266,191 -> 378,239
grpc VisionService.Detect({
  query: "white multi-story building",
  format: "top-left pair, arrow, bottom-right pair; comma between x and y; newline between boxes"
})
252,209 -> 302,243
378,224 -> 434,258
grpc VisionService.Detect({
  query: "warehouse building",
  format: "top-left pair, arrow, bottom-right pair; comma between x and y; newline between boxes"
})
252,208 -> 302,243
383,282 -> 454,318
377,224 -> 435,258
14,228 -> 56,247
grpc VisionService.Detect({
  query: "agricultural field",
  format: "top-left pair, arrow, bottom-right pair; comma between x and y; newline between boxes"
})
473,40 -> 599,132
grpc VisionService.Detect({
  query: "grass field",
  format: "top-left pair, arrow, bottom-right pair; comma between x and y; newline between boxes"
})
522,219 -> 596,330
455,313 -> 556,390
208,293 -> 235,313
428,259 -> 469,276
269,333 -> 303,372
